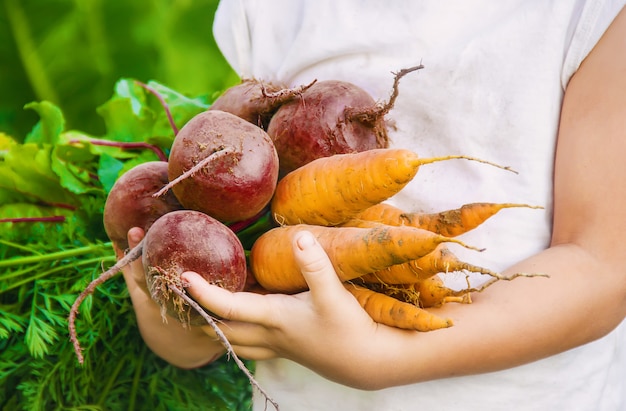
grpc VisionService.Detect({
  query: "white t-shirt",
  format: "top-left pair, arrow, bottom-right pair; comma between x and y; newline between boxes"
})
213,1 -> 626,410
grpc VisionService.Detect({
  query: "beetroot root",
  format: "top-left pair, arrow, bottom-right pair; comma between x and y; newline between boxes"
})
209,78 -> 315,130
267,65 -> 423,173
142,209 -> 247,325
166,110 -> 280,223
103,161 -> 183,250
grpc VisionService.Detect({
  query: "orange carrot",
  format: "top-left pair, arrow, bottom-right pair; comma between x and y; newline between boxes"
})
359,276 -> 471,309
249,224 -> 482,293
366,268 -> 548,309
350,202 -> 543,237
271,148 -> 514,226
344,283 -> 453,331
358,244 -> 505,284
412,276 -> 471,308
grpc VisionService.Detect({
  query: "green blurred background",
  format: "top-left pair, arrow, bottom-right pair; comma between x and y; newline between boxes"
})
0,0 -> 238,141
0,1 -> 256,410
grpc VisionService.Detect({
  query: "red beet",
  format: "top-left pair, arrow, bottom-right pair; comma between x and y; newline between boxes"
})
209,78 -> 315,130
165,110 -> 279,223
266,80 -> 387,174
267,66 -> 423,173
103,161 -> 183,250
142,209 -> 247,325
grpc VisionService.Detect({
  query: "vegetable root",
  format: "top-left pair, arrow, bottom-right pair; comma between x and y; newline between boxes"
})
366,276 -> 472,309
359,244 -> 508,284
209,78 -> 316,129
250,224 -> 483,293
344,65 -> 424,126
345,283 -> 453,331
351,202 -> 543,237
152,147 -> 235,198
363,270 -> 549,309
169,284 -> 279,411
271,148 -> 515,227
68,239 -> 144,364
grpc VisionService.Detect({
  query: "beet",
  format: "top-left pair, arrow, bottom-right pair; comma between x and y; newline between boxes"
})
103,161 -> 183,250
209,78 -> 315,130
166,110 -> 279,223
267,65 -> 423,173
266,80 -> 386,173
142,209 -> 247,325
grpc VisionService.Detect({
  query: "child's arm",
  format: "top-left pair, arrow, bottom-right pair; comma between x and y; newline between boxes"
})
180,6 -> 626,389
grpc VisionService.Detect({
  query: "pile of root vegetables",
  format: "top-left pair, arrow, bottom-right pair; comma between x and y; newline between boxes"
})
68,67 -> 544,409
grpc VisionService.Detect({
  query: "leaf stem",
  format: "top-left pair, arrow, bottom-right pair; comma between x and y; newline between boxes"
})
0,216 -> 66,223
134,80 -> 179,136
68,138 -> 168,162
0,256 -> 117,294
0,243 -> 112,268
128,347 -> 146,411
0,239 -> 41,254
97,357 -> 125,406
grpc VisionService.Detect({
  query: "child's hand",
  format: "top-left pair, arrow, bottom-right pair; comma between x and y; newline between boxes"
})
113,227 -> 148,294
182,231 -> 394,386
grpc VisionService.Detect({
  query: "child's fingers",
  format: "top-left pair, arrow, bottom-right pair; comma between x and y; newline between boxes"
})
292,230 -> 352,315
127,226 -> 144,248
183,271 -> 273,324
118,227 -> 148,292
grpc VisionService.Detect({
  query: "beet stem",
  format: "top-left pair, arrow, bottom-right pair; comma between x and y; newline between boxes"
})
0,216 -> 66,223
69,138 -> 168,162
227,206 -> 269,233
135,80 -> 179,136
153,147 -> 236,198
68,239 -> 144,364
168,284 -> 280,411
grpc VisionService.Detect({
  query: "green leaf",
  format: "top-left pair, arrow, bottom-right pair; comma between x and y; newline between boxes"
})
97,153 -> 124,193
0,310 -> 26,339
0,2 -> 249,406
25,312 -> 58,358
0,143 -> 78,207
0,132 -> 18,149
96,78 -> 157,143
143,79 -> 209,137
23,101 -> 65,145
51,144 -> 102,195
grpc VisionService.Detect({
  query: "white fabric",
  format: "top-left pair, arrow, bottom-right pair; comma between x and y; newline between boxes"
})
212,1 -> 626,410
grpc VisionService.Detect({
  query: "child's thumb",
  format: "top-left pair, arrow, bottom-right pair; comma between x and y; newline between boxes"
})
292,231 -> 345,305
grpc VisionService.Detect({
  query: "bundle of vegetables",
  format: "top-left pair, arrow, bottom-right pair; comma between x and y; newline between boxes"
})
256,149 -> 544,331
0,79 -> 255,410
66,66 -> 545,410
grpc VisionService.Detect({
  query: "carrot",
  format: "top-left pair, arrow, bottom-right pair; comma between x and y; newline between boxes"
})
344,283 -> 453,331
416,276 -> 470,307
358,244 -> 505,284
249,223 -> 483,293
366,267 -> 549,310
349,202 -> 543,237
271,148 -> 514,226
356,275 -> 471,309
358,275 -> 471,309
409,276 -> 471,308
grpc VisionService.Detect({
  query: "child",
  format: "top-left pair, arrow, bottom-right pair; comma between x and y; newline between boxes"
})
120,1 -> 626,409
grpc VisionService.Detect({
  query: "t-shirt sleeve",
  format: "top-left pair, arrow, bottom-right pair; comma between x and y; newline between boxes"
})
561,1 -> 625,88
212,0 -> 307,81
212,0 -> 253,78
